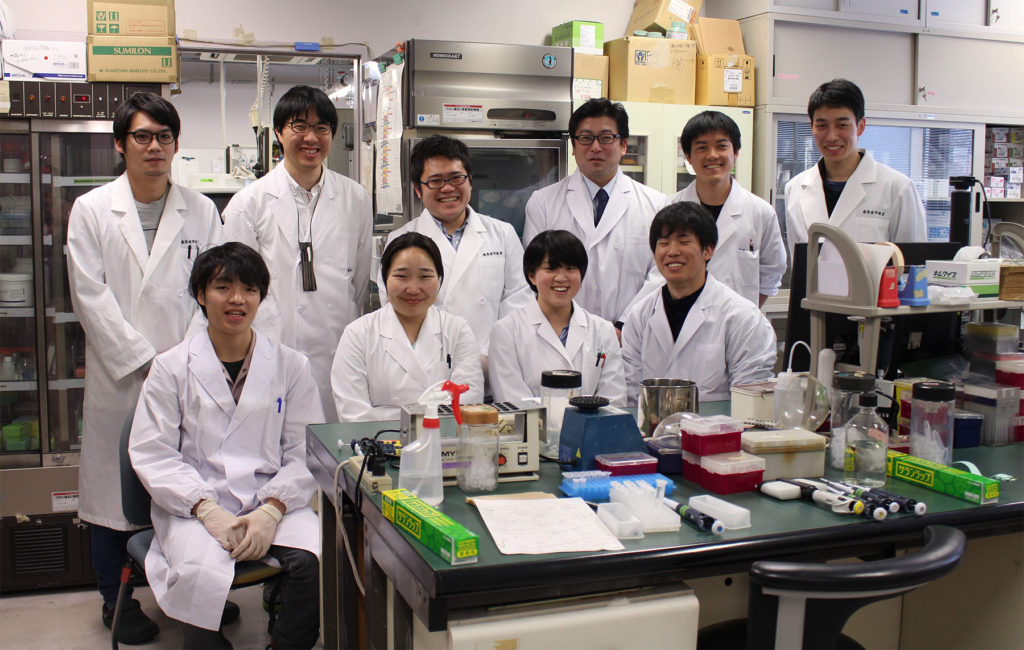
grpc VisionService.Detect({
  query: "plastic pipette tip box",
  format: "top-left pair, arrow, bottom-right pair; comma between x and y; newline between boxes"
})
646,438 -> 683,474
688,494 -> 750,530
595,451 -> 658,475
558,472 -> 677,500
697,451 -> 765,495
679,414 -> 743,456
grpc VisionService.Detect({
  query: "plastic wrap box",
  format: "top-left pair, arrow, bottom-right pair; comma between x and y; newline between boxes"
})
740,429 -> 826,481
886,451 -> 999,504
381,489 -> 479,565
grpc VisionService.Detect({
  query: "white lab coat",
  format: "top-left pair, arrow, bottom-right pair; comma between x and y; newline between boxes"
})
784,150 -> 928,259
331,304 -> 483,422
129,330 -> 321,630
379,207 -> 533,354
621,273 -> 777,404
223,164 -> 373,421
669,180 -> 787,305
523,169 -> 668,322
67,174 -> 223,530
488,299 -> 626,406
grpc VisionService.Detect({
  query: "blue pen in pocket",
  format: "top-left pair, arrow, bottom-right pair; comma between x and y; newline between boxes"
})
276,397 -> 282,413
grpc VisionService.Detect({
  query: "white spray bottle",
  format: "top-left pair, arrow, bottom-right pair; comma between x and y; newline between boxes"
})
398,380 -> 468,506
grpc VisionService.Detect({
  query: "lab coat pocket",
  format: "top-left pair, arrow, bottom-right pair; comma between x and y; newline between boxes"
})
693,343 -> 727,392
854,217 -> 891,242
735,250 -> 759,294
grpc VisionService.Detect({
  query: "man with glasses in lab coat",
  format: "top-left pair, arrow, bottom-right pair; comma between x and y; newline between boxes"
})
67,91 -> 223,644
523,98 -> 667,333
223,85 -> 373,421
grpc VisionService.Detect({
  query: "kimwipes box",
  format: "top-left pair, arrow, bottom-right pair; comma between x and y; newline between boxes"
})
925,258 -> 1001,297
88,0 -> 175,36
87,36 -> 178,82
696,54 -> 754,107
606,36 -> 696,104
573,53 -> 608,105
381,489 -> 479,565
628,0 -> 703,35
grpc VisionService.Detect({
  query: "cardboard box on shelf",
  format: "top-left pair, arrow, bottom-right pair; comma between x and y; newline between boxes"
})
88,0 -> 175,36
552,20 -> 604,56
87,35 -> 177,82
691,17 -> 746,55
627,0 -> 703,35
1009,167 -> 1024,183
985,186 -> 1006,199
572,53 -> 608,104
696,54 -> 754,107
986,175 -> 1006,188
1,40 -> 87,81
1007,183 -> 1022,199
606,36 -> 696,104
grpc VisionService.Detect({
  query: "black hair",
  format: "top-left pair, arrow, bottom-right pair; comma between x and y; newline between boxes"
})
381,232 -> 445,288
272,85 -> 338,136
649,202 -> 718,252
112,91 -> 180,155
522,230 -> 589,293
568,98 -> 629,140
410,134 -> 473,187
680,110 -> 741,156
807,78 -> 866,123
189,242 -> 270,316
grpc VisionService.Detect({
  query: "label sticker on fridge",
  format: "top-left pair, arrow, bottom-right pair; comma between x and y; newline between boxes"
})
416,114 -> 441,126
443,104 -> 483,124
52,490 -> 79,512
723,68 -> 744,93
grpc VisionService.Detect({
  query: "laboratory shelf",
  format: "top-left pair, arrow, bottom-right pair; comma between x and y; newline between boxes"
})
0,307 -> 34,318
801,297 -> 1024,318
0,380 -> 38,392
45,309 -> 78,323
620,165 -> 644,173
0,173 -> 30,184
48,378 -> 85,391
50,175 -> 116,188
0,236 -> 32,246
989,198 -> 1024,203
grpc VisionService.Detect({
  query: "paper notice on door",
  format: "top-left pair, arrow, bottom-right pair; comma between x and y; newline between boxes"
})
473,497 -> 624,555
443,104 -> 484,124
52,490 -> 79,512
375,62 -> 405,214
723,68 -> 744,93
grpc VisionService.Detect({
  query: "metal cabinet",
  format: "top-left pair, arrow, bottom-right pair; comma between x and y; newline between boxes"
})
916,36 -> 1024,115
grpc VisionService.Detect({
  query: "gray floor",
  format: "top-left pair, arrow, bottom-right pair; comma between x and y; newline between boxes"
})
0,583 -> 323,649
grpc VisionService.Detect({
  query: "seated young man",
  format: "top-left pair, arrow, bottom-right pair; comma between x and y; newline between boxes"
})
621,202 -> 777,404
129,242 -> 323,649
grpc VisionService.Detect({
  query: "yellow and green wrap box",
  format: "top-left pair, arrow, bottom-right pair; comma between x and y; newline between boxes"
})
887,450 -> 999,504
381,489 -> 479,565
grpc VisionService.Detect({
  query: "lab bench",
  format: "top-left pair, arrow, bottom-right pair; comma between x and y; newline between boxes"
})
306,420 -> 1024,650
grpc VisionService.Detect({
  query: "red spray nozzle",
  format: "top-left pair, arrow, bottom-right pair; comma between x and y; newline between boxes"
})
441,381 -> 470,425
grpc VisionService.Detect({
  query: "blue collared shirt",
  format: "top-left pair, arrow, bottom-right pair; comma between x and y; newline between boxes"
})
432,213 -> 469,251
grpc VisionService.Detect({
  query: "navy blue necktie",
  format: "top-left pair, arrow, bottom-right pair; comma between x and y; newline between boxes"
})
594,188 -> 609,226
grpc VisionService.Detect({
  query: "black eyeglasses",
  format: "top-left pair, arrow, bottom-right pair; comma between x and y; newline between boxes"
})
572,133 -> 622,145
287,121 -> 333,136
127,129 -> 176,145
418,174 -> 470,190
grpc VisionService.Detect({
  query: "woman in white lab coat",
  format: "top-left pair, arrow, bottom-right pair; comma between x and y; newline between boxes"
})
621,202 -> 777,404
332,233 -> 483,421
130,243 -> 322,648
489,230 -> 626,405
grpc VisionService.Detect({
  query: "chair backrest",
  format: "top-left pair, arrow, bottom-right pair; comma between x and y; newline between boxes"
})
119,405 -> 152,527
746,525 -> 967,649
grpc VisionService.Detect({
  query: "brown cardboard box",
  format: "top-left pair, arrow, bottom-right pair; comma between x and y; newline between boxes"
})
87,35 -> 178,82
573,53 -> 609,104
606,37 -> 696,104
696,54 -> 755,107
88,0 -> 175,36
627,0 -> 703,35
691,17 -> 745,55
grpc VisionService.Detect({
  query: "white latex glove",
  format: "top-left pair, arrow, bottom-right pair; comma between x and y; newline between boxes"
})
195,500 -> 244,550
230,503 -> 282,561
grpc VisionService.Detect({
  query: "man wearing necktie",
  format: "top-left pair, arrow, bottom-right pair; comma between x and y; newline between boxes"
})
523,99 -> 668,334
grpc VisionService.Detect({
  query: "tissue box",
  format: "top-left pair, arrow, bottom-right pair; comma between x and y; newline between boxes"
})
925,258 -> 1001,297
552,20 -> 604,55
1,40 -> 87,80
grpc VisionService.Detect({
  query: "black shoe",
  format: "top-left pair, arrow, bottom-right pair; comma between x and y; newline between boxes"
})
102,598 -> 159,645
221,600 -> 240,626
179,620 -> 233,650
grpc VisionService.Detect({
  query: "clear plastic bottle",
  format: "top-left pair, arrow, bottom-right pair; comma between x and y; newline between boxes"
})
910,381 -> 955,466
540,370 -> 581,458
829,371 -> 875,470
456,405 -> 499,493
844,394 -> 889,487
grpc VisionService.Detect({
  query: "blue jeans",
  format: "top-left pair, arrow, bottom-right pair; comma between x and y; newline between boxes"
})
91,524 -> 137,607
267,545 -> 320,649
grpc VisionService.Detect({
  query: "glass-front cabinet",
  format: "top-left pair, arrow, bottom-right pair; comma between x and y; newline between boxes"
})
0,120 -> 118,472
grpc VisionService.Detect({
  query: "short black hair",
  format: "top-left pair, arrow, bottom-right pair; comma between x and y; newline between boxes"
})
410,134 -> 473,187
568,98 -> 629,140
807,78 -> 865,123
273,85 -> 338,136
113,91 -> 180,153
680,110 -> 741,156
189,242 -> 270,316
522,230 -> 588,293
381,232 -> 445,287
649,202 -> 718,252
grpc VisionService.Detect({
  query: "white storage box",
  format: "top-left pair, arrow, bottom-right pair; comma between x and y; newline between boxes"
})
741,428 -> 826,481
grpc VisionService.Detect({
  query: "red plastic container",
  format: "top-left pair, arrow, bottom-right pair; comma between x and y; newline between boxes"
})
696,451 -> 765,495
679,415 -> 743,456
681,451 -> 704,483
595,451 -> 658,476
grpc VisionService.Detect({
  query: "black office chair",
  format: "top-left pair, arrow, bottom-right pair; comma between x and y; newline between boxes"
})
698,525 -> 967,650
110,408 -> 284,649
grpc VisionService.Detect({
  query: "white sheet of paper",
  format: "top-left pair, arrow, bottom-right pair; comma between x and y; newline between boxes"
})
473,498 -> 625,555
